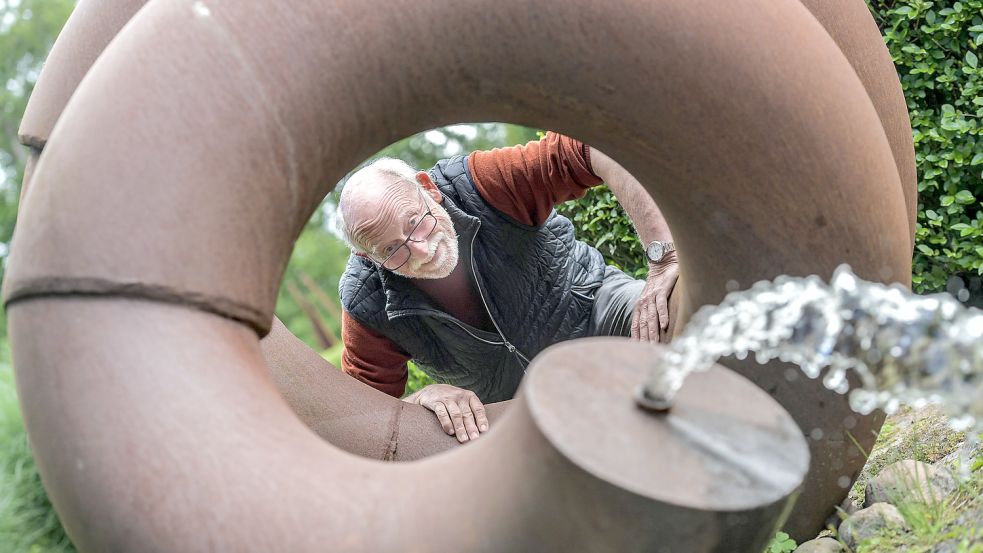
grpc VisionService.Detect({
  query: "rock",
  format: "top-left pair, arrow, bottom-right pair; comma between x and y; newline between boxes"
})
793,537 -> 844,552
932,539 -> 969,553
937,437 -> 981,473
954,504 -> 983,535
864,459 -> 957,507
928,504 -> 983,552
838,503 -> 908,549
850,403 -> 965,505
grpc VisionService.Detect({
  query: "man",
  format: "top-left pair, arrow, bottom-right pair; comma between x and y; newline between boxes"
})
337,132 -> 677,443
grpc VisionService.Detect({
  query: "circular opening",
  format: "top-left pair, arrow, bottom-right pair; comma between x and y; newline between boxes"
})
276,123 -> 664,452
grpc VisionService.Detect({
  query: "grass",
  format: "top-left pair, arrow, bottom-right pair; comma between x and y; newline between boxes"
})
849,405 -> 966,506
769,407 -> 981,553
837,426 -> 983,553
847,454 -> 983,552
0,364 -> 75,553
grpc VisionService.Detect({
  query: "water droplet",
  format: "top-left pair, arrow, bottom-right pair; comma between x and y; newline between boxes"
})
726,280 -> 740,292
810,428 -> 824,441
784,368 -> 799,382
957,288 -> 970,302
837,475 -> 852,489
843,416 -> 856,429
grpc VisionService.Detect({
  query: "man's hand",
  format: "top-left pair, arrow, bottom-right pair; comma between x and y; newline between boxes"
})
404,383 -> 488,443
631,257 -> 679,342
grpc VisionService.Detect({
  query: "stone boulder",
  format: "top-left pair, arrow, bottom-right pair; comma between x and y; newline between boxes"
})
793,537 -> 844,552
838,503 -> 909,549
850,404 -> 964,505
864,459 -> 957,507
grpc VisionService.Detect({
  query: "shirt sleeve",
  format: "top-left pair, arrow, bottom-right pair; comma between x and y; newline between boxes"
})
467,131 -> 603,227
341,310 -> 411,398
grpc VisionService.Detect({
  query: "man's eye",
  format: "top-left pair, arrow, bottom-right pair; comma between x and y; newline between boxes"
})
383,245 -> 396,256
408,217 -> 417,227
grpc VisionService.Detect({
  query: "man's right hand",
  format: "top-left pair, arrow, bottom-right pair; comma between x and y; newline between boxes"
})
404,383 -> 488,443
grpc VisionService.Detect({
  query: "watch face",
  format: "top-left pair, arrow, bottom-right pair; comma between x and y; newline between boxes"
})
647,242 -> 664,262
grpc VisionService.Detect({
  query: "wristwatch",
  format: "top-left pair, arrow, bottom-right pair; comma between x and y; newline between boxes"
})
645,240 -> 676,264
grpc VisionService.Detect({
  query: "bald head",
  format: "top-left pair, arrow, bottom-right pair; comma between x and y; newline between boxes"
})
337,158 -> 459,278
338,158 -> 422,253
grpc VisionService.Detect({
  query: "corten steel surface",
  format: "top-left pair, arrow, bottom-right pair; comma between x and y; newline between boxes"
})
4,0 -> 914,546
797,0 -> 918,250
17,0 -> 149,202
261,317 -> 512,460
12,311 -> 810,552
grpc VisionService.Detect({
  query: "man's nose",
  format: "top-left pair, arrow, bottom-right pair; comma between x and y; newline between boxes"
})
407,239 -> 429,257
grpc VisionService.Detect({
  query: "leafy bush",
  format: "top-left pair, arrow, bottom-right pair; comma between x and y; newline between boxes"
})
557,186 -> 648,278
867,0 -> 983,292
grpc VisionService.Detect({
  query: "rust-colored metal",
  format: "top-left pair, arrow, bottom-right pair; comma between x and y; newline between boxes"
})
798,0 -> 918,251
262,316 -> 512,461
18,0 -> 149,147
4,0 -> 914,547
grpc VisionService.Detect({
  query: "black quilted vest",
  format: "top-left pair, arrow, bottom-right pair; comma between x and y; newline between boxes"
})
339,155 -> 606,402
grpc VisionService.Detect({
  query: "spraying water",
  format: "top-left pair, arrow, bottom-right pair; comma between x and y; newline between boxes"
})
637,265 -> 983,437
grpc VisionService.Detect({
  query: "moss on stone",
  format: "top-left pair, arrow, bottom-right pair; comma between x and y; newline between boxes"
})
829,404 -> 983,553
849,405 -> 966,506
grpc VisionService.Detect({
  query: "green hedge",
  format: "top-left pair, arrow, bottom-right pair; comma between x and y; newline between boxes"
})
868,0 -> 983,292
557,186 -> 648,277
561,1 -> 983,294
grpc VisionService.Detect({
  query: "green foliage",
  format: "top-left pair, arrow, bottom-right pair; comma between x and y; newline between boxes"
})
867,0 -> 983,292
556,185 -> 648,278
275,215 -> 351,348
0,364 -> 75,552
845,449 -> 983,552
764,531 -> 797,553
405,362 -> 435,396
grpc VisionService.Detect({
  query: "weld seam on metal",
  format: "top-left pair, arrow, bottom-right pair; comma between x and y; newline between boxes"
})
19,134 -> 45,151
3,277 -> 270,336
382,402 -> 404,461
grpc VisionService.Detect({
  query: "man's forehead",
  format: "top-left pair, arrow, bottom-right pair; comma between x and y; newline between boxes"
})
344,176 -> 418,248
347,174 -> 413,205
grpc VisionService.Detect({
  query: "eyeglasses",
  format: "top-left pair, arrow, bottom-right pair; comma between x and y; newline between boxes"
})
377,185 -> 438,271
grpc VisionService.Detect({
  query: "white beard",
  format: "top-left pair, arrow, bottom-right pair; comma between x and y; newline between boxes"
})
397,230 -> 460,280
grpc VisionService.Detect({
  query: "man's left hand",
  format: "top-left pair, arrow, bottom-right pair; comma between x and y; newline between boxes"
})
630,257 -> 679,342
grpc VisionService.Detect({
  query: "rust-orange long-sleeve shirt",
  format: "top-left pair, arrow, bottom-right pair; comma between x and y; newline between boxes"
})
341,132 -> 601,397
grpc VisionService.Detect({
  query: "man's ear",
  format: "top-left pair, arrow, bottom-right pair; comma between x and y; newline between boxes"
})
416,171 -> 443,203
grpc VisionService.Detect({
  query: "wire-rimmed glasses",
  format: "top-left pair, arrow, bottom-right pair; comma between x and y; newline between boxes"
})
378,185 -> 438,271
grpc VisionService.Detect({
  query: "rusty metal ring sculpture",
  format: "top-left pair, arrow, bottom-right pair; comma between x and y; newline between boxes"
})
5,0 -> 914,548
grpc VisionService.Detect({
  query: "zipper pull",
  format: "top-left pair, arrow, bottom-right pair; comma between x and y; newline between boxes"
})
505,342 -> 516,353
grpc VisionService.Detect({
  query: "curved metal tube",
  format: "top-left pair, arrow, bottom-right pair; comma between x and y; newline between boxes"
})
261,317 -> 512,460
6,0 -> 913,545
798,0 -> 918,249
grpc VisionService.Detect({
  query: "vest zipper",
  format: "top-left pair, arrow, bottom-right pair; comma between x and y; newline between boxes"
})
468,221 -> 531,368
438,315 -> 506,347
